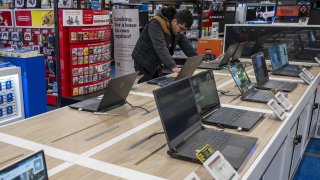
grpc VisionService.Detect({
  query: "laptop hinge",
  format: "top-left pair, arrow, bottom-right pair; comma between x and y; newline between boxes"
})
174,126 -> 202,151
202,108 -> 219,119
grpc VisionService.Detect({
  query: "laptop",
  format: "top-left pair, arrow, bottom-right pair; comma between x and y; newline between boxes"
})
307,30 -> 320,48
294,34 -> 320,60
228,63 -> 274,103
190,70 -> 264,131
69,72 -> 138,112
197,43 -> 239,69
230,42 -> 247,63
147,55 -> 204,86
0,150 -> 48,180
251,52 -> 297,92
153,77 -> 257,170
269,44 -> 303,77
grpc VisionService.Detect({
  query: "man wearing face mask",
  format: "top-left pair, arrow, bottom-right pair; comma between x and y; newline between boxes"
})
132,7 -> 197,83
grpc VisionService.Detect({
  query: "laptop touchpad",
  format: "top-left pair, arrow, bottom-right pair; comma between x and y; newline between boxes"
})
222,145 -> 245,158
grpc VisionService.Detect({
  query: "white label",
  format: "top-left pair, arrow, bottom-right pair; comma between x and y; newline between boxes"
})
203,151 -> 239,180
267,99 -> 286,120
299,72 -> 312,85
275,92 -> 293,111
302,68 -> 314,80
184,172 -> 200,180
314,57 -> 320,65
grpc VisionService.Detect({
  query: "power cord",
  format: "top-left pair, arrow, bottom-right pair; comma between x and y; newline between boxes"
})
218,90 -> 240,96
126,101 -> 151,113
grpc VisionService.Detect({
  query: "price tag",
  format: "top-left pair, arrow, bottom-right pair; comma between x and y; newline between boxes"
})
184,172 -> 200,180
299,72 -> 312,85
301,68 -> 314,80
196,144 -> 215,163
274,91 -> 293,111
203,151 -> 239,180
267,99 -> 286,120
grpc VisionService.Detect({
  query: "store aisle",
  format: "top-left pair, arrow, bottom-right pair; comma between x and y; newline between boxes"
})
293,138 -> 320,180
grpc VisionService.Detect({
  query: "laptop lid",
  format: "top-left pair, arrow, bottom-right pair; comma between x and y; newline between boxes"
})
97,72 -> 139,112
175,55 -> 204,81
251,52 -> 269,86
228,63 -> 255,97
230,42 -> 247,63
0,150 -> 48,180
189,70 -> 221,118
268,46 -> 283,70
153,77 -> 202,150
218,42 -> 239,66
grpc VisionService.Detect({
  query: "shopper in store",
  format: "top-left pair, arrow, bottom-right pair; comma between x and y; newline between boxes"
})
132,7 -> 197,83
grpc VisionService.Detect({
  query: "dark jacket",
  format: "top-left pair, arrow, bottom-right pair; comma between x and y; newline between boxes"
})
132,10 -> 197,74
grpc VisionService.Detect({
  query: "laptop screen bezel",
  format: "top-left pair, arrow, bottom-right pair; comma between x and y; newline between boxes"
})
276,43 -> 289,66
189,70 -> 221,118
228,63 -> 255,97
230,42 -> 247,63
219,42 -> 239,66
251,52 -> 269,86
153,78 -> 202,150
0,150 -> 48,180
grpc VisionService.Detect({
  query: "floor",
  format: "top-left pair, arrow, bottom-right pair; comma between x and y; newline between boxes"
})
293,138 -> 320,179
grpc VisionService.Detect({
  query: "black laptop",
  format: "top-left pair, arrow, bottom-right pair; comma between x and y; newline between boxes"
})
230,42 -> 247,63
190,70 -> 264,131
147,55 -> 204,86
197,43 -> 239,69
269,44 -> 303,77
294,34 -> 320,60
69,72 -> 138,112
0,150 -> 48,180
252,52 -> 297,92
229,63 -> 274,103
153,77 -> 257,170
307,30 -> 320,48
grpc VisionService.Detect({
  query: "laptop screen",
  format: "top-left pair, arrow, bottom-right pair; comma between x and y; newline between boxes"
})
268,46 -> 282,70
154,78 -> 200,142
252,52 -> 269,85
190,70 -> 220,117
229,64 -> 254,95
276,44 -> 289,66
0,150 -> 48,180
245,4 -> 276,24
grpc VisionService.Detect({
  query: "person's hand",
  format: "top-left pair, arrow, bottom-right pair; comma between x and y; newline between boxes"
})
172,67 -> 181,73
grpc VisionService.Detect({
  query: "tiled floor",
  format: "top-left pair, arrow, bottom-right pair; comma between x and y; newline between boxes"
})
293,138 -> 320,180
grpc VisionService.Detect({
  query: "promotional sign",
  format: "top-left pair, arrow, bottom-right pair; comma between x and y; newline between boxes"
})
15,9 -> 54,28
62,10 -> 109,27
0,10 -> 13,27
113,9 -> 139,76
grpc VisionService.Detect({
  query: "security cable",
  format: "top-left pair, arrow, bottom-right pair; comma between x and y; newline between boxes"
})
126,101 -> 151,113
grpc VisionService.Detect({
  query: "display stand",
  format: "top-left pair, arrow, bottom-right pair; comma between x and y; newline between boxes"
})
2,56 -> 46,118
0,66 -> 24,126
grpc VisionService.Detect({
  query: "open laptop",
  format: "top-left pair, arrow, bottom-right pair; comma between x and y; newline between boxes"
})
147,55 -> 203,86
251,52 -> 297,92
153,77 -> 257,170
0,150 -> 48,180
230,42 -> 247,63
307,30 -> 320,48
197,43 -> 239,69
269,44 -> 303,77
190,70 -> 264,131
294,34 -> 320,60
69,72 -> 138,112
229,63 -> 274,103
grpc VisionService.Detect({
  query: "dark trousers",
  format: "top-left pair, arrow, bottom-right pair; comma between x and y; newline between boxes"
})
134,63 -> 161,84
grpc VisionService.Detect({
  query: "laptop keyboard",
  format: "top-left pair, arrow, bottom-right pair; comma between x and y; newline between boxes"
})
180,130 -> 231,158
248,90 -> 274,102
273,69 -> 300,77
207,107 -> 246,125
84,103 -> 99,111
158,78 -> 175,86
198,61 -> 220,69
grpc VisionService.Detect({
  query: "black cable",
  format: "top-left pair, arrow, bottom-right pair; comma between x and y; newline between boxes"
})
126,101 -> 151,113
218,90 -> 239,96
